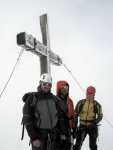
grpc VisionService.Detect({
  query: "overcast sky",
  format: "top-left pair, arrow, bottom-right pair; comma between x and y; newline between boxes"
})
0,0 -> 113,150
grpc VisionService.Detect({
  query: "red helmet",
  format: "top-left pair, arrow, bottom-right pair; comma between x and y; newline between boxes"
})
86,86 -> 96,94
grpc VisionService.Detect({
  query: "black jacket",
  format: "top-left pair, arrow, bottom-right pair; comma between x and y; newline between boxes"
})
23,86 -> 66,141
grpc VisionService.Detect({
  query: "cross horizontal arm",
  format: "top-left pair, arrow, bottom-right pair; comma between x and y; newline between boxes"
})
17,32 -> 62,66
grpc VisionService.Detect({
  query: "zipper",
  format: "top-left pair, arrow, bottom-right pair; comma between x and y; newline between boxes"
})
46,98 -> 53,129
86,100 -> 90,126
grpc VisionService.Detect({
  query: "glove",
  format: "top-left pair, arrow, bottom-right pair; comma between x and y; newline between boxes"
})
92,121 -> 97,126
89,121 -> 97,129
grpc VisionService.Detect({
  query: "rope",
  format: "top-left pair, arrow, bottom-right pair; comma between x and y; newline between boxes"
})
62,63 -> 86,94
1,49 -> 113,129
62,62 -> 113,129
0,49 -> 24,98
103,116 -> 113,128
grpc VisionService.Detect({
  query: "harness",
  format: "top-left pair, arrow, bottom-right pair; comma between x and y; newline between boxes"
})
37,128 -> 61,150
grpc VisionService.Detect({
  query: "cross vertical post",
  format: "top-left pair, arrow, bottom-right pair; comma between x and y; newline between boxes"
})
16,13 -> 62,76
40,14 -> 51,74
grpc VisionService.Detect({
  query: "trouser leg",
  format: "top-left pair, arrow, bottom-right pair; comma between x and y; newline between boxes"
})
74,129 -> 87,150
58,139 -> 71,150
51,141 -> 57,150
88,127 -> 98,150
58,130 -> 71,150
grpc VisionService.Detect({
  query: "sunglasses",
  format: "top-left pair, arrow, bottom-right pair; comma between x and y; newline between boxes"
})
87,93 -> 95,96
60,85 -> 69,90
41,83 -> 51,86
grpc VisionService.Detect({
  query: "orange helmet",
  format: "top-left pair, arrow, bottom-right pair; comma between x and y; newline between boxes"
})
86,86 -> 96,94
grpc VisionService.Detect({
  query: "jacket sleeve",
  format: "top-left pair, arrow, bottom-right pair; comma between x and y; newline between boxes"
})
55,98 -> 66,135
23,94 -> 38,141
74,101 -> 81,127
70,99 -> 77,129
95,102 -> 103,124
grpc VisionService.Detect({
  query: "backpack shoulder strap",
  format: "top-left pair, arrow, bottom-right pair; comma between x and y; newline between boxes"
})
21,117 -> 24,140
31,92 -> 38,107
93,100 -> 99,121
93,100 -> 98,114
78,99 -> 86,115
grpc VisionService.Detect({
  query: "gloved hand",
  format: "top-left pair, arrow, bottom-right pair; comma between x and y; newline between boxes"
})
89,121 -> 97,129
92,121 -> 97,126
61,135 -> 66,140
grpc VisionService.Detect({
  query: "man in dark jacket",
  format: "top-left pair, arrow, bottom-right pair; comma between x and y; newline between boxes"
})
56,80 -> 76,150
23,73 -> 66,150
74,86 -> 103,150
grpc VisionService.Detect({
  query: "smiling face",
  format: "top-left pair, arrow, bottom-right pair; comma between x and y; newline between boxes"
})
41,82 -> 51,93
59,85 -> 69,97
86,93 -> 95,100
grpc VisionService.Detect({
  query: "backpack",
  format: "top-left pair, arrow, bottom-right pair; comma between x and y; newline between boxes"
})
21,92 -> 37,140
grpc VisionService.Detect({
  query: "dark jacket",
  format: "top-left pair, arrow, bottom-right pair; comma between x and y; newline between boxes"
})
56,80 -> 76,130
23,85 -> 66,141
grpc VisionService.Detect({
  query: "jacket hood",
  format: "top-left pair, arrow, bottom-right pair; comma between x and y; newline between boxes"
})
56,80 -> 69,96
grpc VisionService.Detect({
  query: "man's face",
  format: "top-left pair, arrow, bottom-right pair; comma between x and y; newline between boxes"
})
60,85 -> 69,95
41,82 -> 51,93
86,93 -> 95,100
